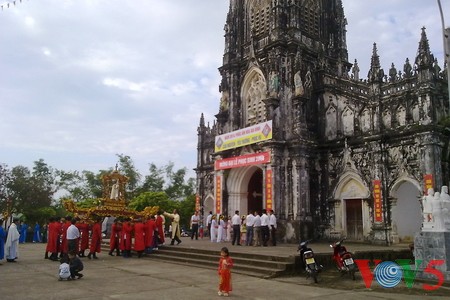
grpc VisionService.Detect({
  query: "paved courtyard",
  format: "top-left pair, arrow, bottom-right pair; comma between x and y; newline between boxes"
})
0,241 -> 449,300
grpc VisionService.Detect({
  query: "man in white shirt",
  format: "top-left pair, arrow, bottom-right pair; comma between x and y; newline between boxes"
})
260,209 -> 270,247
253,211 -> 262,246
231,210 -> 241,246
190,211 -> 200,240
206,211 -> 213,238
245,212 -> 255,246
66,218 -> 80,253
269,209 -> 277,246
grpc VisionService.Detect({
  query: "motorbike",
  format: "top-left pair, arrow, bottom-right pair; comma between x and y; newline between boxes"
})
330,238 -> 357,280
298,240 -> 322,283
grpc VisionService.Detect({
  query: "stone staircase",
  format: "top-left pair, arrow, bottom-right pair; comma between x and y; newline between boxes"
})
148,246 -> 296,278
101,241 -> 295,278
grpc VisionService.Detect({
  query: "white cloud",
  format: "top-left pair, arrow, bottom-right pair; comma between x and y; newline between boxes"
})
0,0 -> 447,178
102,77 -> 147,92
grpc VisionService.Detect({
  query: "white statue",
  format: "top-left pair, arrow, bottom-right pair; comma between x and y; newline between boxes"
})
431,191 -> 444,231
110,181 -> 120,200
422,187 -> 434,224
441,186 -> 450,230
294,71 -> 304,96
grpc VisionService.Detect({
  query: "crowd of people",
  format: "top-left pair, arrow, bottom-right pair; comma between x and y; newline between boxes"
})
0,209 -> 279,297
43,211 -> 171,261
206,209 -> 277,247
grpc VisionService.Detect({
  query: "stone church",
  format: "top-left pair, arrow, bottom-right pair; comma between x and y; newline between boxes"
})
196,0 -> 450,244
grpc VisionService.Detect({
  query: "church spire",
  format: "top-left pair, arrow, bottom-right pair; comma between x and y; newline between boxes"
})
199,113 -> 205,127
415,27 -> 435,82
415,27 -> 434,69
368,43 -> 384,83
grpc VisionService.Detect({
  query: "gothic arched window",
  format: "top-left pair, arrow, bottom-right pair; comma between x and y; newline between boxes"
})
361,109 -> 371,133
397,106 -> 406,126
342,107 -> 354,136
326,105 -> 337,140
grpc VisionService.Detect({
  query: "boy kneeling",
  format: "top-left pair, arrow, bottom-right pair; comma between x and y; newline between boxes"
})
68,251 -> 84,279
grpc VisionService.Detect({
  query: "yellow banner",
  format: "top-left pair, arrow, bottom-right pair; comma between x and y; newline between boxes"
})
214,121 -> 272,152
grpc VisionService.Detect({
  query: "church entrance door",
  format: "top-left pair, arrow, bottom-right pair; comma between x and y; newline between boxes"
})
346,199 -> 363,240
247,169 -> 263,214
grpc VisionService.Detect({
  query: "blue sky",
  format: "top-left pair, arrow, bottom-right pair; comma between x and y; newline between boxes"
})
0,0 -> 447,178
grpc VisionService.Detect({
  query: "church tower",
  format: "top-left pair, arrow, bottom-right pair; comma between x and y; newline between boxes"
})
197,0 -> 450,244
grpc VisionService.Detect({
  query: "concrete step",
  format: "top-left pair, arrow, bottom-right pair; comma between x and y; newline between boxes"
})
100,242 -> 294,278
148,252 -> 287,278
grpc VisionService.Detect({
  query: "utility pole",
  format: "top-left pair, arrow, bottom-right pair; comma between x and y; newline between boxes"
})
437,0 -> 450,113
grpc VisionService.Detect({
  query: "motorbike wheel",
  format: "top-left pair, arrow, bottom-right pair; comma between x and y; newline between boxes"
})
348,264 -> 356,280
312,271 -> 318,283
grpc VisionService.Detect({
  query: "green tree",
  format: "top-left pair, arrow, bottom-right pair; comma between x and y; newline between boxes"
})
56,169 -> 86,202
178,194 -> 196,229
116,154 -> 141,199
141,163 -> 165,193
8,165 -> 32,217
129,191 -> 175,212
31,159 -> 56,205
165,162 -> 191,200
0,163 -> 12,215
82,170 -> 104,199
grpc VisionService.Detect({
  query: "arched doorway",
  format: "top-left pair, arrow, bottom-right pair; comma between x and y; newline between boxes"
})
247,169 -> 263,214
226,166 -> 264,215
333,172 -> 370,241
391,181 -> 421,243
203,195 -> 215,225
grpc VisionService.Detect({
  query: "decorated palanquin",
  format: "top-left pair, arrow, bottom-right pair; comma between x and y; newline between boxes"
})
64,168 -> 158,221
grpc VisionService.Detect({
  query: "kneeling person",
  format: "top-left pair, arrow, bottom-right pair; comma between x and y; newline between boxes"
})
69,251 -> 84,279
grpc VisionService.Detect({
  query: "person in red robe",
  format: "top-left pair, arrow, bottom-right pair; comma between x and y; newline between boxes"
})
156,210 -> 165,245
144,215 -> 156,253
76,219 -> 90,257
45,217 -> 59,261
218,247 -> 233,297
87,217 -> 102,259
109,218 -> 122,256
133,219 -> 146,258
60,216 -> 72,258
120,218 -> 133,258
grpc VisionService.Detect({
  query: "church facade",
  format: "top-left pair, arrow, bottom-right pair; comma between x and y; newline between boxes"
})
196,0 -> 450,244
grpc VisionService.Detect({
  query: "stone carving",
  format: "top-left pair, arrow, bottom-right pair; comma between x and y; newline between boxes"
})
441,186 -> 450,230
422,187 -> 434,229
352,59 -> 360,81
422,186 -> 450,232
268,71 -> 280,97
294,71 -> 304,96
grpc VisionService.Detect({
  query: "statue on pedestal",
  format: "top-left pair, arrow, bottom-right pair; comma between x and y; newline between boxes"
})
422,188 -> 434,229
441,186 -> 450,230
421,186 -> 450,232
110,180 -> 120,200
431,191 -> 444,231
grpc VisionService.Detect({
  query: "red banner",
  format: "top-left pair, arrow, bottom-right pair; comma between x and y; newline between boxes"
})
215,176 -> 222,214
265,169 -> 273,210
195,194 -> 200,211
373,180 -> 382,222
424,174 -> 434,193
214,152 -> 270,170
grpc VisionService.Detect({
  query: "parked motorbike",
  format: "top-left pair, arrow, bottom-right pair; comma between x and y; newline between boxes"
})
330,238 -> 357,280
298,240 -> 322,283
